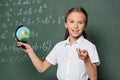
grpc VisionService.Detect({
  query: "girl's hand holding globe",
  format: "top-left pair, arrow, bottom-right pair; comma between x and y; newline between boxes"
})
15,25 -> 31,49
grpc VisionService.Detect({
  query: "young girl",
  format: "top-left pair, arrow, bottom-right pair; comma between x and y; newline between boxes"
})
18,7 -> 100,80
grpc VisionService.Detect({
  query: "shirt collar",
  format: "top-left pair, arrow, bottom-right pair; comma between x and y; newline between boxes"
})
64,35 -> 85,46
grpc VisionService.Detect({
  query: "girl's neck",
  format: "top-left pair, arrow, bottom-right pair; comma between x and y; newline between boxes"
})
69,36 -> 79,45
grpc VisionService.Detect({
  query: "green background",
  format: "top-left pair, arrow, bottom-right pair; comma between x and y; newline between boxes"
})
0,0 -> 120,80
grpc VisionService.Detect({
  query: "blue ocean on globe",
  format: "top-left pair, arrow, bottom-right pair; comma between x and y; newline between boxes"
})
16,26 -> 31,42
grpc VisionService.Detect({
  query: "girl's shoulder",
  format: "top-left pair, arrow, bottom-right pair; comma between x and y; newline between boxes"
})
83,38 -> 96,48
54,40 -> 67,47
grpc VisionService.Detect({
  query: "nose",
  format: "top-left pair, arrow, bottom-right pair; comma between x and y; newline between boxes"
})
74,23 -> 78,28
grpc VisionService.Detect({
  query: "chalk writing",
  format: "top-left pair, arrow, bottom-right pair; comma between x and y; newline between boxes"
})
0,40 -> 52,53
0,30 -> 8,39
0,43 -> 20,53
0,0 -> 64,28
32,40 -> 52,52
0,54 -> 29,64
0,0 -> 63,64
12,0 -> 42,6
0,40 -> 52,64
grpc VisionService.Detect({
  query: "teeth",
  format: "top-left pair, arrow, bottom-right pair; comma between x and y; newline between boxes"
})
72,30 -> 79,33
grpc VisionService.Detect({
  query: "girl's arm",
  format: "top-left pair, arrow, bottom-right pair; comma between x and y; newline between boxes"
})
84,58 -> 97,80
18,42 -> 52,73
76,48 -> 97,80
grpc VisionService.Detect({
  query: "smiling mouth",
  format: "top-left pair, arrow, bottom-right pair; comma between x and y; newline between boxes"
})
72,30 -> 79,34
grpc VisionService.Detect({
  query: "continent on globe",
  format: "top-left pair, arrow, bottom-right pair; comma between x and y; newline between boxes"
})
15,25 -> 31,43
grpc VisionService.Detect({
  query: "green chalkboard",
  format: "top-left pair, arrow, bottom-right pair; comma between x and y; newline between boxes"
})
0,0 -> 120,80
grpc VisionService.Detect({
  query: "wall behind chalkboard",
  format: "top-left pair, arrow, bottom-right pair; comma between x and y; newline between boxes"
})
0,0 -> 120,80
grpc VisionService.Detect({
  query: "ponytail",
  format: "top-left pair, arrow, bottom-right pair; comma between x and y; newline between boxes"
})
82,30 -> 88,39
64,29 -> 69,40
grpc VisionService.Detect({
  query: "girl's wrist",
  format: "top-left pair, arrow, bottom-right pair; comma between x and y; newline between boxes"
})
83,57 -> 91,63
27,49 -> 34,55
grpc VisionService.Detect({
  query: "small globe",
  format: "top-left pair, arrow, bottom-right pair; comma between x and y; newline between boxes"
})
16,26 -> 31,42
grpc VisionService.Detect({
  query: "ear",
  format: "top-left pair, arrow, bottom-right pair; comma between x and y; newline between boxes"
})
64,23 -> 67,28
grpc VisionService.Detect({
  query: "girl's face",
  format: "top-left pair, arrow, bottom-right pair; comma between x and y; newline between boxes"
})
65,12 -> 86,40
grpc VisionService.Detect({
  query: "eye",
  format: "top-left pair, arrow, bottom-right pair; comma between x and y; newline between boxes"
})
78,21 -> 85,24
70,20 -> 74,23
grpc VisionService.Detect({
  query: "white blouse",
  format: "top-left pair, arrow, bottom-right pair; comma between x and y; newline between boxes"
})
46,35 -> 100,80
